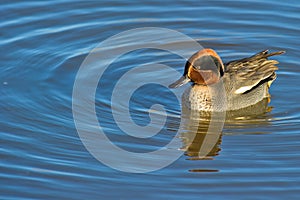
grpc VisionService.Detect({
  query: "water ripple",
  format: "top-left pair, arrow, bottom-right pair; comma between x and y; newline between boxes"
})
1,0 -> 300,199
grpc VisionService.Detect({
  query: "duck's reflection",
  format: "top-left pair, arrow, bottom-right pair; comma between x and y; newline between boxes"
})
179,106 -> 224,161
183,130 -> 222,160
179,98 -> 272,172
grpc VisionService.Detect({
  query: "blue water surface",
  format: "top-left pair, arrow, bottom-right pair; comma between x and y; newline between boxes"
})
1,0 -> 300,199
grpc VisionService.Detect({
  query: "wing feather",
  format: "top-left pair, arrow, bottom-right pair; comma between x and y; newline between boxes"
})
225,50 -> 284,94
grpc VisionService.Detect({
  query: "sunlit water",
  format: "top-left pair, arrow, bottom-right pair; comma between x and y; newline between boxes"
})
1,0 -> 300,199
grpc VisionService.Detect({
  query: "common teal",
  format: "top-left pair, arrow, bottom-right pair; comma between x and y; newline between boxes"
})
169,49 -> 285,111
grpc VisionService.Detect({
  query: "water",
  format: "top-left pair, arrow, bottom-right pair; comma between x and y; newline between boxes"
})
1,0 -> 300,199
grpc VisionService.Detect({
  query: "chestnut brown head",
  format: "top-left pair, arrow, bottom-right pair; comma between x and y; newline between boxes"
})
169,49 -> 224,88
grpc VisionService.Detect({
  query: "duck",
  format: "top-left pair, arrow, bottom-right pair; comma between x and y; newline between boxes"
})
169,48 -> 285,112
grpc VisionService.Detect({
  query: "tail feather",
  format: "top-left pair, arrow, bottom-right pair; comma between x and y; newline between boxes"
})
253,50 -> 285,59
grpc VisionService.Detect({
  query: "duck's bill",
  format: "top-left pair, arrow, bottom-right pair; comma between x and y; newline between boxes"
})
168,76 -> 190,88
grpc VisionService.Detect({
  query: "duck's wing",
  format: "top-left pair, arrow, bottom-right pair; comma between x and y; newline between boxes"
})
224,50 -> 285,94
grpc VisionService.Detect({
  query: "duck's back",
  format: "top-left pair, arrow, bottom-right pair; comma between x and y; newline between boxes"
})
223,50 -> 284,110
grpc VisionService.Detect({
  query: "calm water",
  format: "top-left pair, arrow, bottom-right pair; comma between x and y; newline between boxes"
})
1,0 -> 300,199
